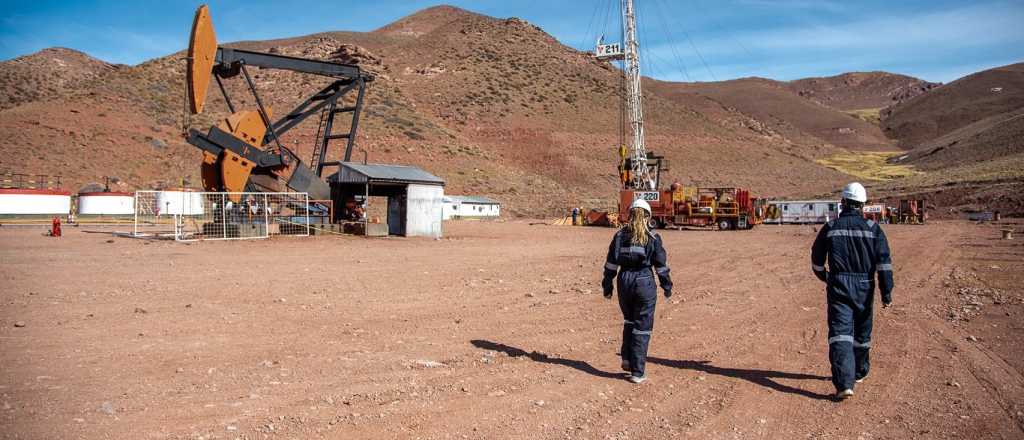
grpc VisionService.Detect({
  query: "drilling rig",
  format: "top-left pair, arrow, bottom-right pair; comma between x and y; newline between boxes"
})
595,0 -> 764,230
595,0 -> 670,220
184,5 -> 371,204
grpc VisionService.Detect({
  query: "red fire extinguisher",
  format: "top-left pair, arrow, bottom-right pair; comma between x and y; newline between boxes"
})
50,216 -> 62,237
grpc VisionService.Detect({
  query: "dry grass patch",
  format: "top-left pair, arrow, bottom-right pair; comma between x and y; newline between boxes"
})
816,151 -> 919,181
843,108 -> 882,126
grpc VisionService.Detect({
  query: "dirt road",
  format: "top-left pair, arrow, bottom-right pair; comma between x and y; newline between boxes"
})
1,220 -> 1022,439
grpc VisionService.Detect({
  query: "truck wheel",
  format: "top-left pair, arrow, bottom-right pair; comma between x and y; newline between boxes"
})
718,219 -> 732,230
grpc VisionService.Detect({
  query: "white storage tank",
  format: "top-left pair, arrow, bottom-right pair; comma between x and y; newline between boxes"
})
0,188 -> 71,215
77,191 -> 134,215
155,190 -> 205,215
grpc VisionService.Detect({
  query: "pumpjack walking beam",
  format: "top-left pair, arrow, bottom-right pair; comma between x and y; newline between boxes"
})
185,5 -> 373,199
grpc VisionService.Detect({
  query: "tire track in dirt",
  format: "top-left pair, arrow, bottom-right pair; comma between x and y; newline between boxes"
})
1,221 -> 1021,439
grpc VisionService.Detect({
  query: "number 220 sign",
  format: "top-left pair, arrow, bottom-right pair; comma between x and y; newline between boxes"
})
634,191 -> 659,202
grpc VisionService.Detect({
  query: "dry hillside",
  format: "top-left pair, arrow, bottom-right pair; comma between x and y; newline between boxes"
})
670,77 -> 895,151
0,47 -> 120,110
788,71 -> 939,111
0,5 -> 1017,216
882,63 -> 1024,148
872,63 -> 1024,216
0,5 -> 858,216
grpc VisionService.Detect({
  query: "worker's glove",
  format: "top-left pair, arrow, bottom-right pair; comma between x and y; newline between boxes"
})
663,289 -> 672,299
882,299 -> 892,309
603,289 -> 613,299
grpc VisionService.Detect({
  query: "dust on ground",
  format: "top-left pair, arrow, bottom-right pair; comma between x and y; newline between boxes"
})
1,220 -> 1022,439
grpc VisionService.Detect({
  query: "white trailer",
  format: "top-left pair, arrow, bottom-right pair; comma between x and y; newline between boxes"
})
765,200 -> 840,224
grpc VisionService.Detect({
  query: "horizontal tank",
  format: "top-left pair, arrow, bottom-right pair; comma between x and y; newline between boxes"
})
0,188 -> 71,215
155,190 -> 205,215
77,191 -> 134,215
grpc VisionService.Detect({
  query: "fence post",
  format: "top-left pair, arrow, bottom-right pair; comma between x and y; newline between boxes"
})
263,193 -> 270,238
221,193 -> 227,239
133,191 -> 139,237
304,193 -> 310,236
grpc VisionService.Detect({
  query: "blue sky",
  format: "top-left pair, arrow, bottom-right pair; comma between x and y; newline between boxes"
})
1,0 -> 1022,83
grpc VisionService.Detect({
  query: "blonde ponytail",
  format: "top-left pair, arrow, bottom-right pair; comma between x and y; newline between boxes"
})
628,207 -> 651,246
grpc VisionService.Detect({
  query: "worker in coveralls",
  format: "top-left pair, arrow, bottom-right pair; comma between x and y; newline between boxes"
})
811,182 -> 894,400
602,199 -> 673,383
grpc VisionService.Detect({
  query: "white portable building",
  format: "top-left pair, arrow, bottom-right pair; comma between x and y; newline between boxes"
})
442,195 -> 501,220
765,200 -> 840,224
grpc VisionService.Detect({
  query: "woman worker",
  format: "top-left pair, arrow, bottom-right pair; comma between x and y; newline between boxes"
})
601,199 -> 673,383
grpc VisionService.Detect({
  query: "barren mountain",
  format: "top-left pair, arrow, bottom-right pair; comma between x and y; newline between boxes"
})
671,77 -> 895,151
0,47 -> 120,110
0,5 -> 859,216
882,62 -> 1024,148
0,5 -> 1016,216
788,71 -> 939,111
871,63 -> 1024,216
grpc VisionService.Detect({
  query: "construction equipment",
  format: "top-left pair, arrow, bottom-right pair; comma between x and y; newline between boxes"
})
890,199 -> 926,224
620,184 -> 766,230
185,5 -> 371,203
596,1 -> 759,229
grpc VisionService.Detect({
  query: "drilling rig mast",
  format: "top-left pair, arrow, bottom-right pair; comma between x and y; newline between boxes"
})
620,0 -> 654,191
596,0 -> 666,213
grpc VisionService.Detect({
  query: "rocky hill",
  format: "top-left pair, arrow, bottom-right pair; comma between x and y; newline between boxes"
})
667,77 -> 895,151
873,63 -> 1024,215
0,47 -> 121,110
0,5 -> 1016,216
788,71 -> 939,111
882,62 -> 1024,148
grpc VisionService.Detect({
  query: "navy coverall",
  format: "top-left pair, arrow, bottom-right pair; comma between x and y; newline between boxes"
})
811,207 -> 894,392
602,228 -> 673,378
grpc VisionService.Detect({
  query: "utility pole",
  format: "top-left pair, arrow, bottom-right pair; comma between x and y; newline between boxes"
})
621,0 -> 653,191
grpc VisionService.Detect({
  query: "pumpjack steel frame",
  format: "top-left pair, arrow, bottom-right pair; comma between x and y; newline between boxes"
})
186,12 -> 373,201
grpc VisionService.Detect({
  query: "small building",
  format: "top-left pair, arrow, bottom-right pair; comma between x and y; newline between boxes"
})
765,200 -> 840,224
443,195 -> 501,220
328,163 -> 445,238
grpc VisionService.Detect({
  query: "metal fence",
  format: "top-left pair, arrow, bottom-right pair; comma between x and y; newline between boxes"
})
0,172 -> 63,189
132,191 -> 315,241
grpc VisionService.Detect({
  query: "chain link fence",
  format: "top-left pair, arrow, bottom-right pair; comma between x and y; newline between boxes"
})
131,191 -> 317,241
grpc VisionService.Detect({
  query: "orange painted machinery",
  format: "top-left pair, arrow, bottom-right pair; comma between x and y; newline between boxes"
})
618,184 -> 766,230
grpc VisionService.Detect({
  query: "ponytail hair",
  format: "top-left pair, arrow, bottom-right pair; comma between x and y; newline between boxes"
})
627,207 -> 651,246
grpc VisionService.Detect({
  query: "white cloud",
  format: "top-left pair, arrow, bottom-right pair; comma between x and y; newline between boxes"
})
657,2 -> 1023,54
642,1 -> 1024,82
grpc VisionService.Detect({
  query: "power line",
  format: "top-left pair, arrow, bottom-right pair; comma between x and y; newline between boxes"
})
650,0 -> 693,82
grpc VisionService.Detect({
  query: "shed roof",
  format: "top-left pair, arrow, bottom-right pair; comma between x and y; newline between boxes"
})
445,195 -> 500,205
329,162 -> 444,186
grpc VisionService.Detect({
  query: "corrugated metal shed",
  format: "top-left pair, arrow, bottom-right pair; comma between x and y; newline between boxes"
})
445,195 -> 500,205
329,163 -> 444,186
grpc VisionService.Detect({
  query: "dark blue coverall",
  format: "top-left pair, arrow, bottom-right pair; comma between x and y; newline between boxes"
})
811,206 -> 894,392
602,228 -> 673,378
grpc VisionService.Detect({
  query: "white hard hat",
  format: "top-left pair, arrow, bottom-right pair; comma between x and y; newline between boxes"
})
630,198 -> 651,214
842,182 -> 868,203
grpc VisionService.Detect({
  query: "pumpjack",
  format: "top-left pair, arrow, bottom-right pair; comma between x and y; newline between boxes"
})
185,5 -> 372,203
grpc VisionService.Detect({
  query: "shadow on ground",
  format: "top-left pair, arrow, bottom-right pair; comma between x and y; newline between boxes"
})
647,357 -> 834,401
471,339 -> 622,379
472,339 -> 834,400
